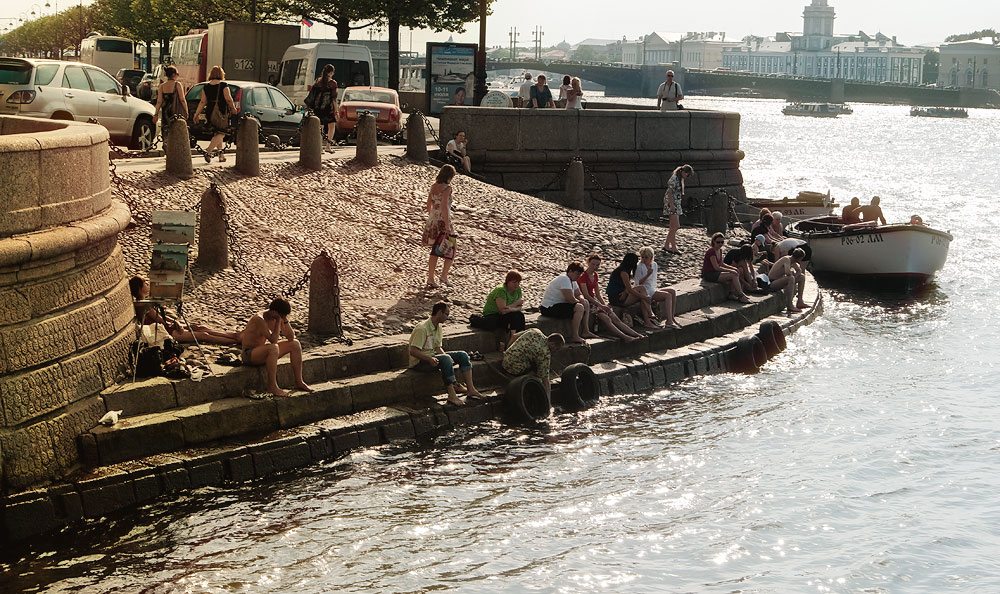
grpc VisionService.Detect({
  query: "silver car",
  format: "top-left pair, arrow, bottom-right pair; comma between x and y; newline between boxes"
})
0,57 -> 156,149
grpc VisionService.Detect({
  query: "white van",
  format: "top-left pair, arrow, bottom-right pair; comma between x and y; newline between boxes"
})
277,43 -> 373,108
80,35 -> 135,76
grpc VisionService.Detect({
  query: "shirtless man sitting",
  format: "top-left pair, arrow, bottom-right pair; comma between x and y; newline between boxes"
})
241,298 -> 313,397
767,248 -> 808,314
858,196 -> 887,225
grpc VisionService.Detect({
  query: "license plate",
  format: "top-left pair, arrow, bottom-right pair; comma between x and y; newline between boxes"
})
357,109 -> 380,116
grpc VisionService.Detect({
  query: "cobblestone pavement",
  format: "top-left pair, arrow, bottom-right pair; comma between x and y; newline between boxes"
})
116,157 -> 720,354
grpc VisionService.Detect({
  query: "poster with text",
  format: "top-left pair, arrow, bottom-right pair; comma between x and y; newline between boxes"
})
426,42 -> 477,115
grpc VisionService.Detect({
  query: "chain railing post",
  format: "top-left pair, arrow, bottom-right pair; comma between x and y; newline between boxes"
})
405,112 -> 428,163
165,117 -> 193,179
355,112 -> 378,167
299,115 -> 323,171
565,157 -> 585,210
236,117 -> 260,176
198,184 -> 229,272
307,251 -> 342,336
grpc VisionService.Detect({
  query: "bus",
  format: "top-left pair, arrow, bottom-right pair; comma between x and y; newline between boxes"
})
80,34 -> 135,75
170,30 -> 208,84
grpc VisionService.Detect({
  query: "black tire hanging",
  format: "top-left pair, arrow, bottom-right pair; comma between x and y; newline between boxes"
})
504,375 -> 551,422
729,335 -> 767,374
558,363 -> 600,412
758,321 -> 787,360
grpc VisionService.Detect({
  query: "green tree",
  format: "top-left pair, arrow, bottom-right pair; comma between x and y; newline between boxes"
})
572,45 -> 596,62
944,29 -> 998,43
922,49 -> 939,84
279,0 -> 380,43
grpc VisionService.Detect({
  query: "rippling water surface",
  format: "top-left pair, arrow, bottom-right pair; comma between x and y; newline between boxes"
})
3,99 -> 999,593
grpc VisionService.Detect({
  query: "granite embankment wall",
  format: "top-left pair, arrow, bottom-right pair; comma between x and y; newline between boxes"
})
439,107 -> 746,222
0,116 -> 133,493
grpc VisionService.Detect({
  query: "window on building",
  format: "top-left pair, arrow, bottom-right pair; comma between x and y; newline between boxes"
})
982,70 -> 988,87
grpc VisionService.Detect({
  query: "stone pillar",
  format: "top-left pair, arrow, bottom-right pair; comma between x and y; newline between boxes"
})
830,79 -> 845,104
197,185 -> 229,272
355,112 -> 378,166
405,112 -> 428,163
308,251 -> 342,335
164,117 -> 193,179
565,158 -> 585,210
707,190 -> 730,235
299,115 -> 322,171
235,117 -> 260,176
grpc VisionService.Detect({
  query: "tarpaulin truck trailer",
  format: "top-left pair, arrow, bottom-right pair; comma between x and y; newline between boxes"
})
205,21 -> 301,85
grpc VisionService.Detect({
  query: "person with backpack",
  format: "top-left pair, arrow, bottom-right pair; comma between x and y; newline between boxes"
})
193,65 -> 238,162
304,63 -> 338,152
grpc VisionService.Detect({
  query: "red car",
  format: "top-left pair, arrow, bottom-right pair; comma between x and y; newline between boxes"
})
335,86 -> 402,139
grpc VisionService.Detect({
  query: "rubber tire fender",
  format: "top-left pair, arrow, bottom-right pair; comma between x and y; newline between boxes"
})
729,335 -> 767,374
758,321 -> 786,360
558,363 -> 600,412
504,375 -> 551,422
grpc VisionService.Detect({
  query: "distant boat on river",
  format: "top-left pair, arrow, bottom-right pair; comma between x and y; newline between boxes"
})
910,106 -> 968,118
782,102 -> 839,117
786,215 -> 952,288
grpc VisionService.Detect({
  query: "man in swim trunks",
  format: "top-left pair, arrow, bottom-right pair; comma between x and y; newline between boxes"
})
240,298 -> 312,397
767,248 -> 808,314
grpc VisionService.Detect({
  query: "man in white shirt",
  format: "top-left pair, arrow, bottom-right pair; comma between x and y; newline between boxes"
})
656,70 -> 684,111
539,261 -> 597,344
518,72 -> 533,108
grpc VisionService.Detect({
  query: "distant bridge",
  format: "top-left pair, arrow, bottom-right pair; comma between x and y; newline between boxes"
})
485,60 -> 999,107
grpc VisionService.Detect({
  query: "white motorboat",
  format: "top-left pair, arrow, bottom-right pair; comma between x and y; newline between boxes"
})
782,102 -> 839,117
785,216 -> 952,287
910,106 -> 968,118
737,190 -> 839,228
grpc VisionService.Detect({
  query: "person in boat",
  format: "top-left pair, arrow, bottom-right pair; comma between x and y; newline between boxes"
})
751,214 -> 775,241
769,211 -> 786,241
577,253 -> 643,341
767,248 -> 808,314
702,233 -> 751,304
842,197 -> 862,224
858,196 -> 887,225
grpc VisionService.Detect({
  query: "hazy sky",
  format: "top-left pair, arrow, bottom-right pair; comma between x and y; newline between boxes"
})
3,0 -> 997,49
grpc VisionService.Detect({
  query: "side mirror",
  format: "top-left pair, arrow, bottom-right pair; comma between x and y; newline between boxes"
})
122,85 -> 131,98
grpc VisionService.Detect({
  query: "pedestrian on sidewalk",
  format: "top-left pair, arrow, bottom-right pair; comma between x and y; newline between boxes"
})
304,63 -> 338,152
409,301 -> 485,406
152,65 -> 187,146
192,65 -> 237,163
422,164 -> 457,288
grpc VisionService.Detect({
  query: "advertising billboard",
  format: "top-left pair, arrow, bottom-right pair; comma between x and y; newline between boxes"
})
426,42 -> 477,114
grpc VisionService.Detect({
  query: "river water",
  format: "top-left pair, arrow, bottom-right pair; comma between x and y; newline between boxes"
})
3,99 -> 999,593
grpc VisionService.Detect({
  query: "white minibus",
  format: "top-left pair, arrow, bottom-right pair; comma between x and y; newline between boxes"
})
80,35 -> 135,76
277,43 -> 373,108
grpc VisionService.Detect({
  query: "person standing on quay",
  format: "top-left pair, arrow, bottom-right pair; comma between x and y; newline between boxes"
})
193,65 -> 237,162
663,164 -> 693,255
152,65 -> 186,145
422,165 -> 457,288
518,72 -> 533,107
304,63 -> 338,152
531,75 -> 555,108
565,77 -> 584,110
656,70 -> 684,111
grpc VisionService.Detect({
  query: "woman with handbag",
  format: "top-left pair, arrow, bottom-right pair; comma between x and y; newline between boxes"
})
422,164 -> 457,288
153,65 -> 188,146
193,65 -> 238,163
304,64 -> 338,152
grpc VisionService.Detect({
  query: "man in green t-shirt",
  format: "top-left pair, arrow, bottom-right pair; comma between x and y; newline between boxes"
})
409,301 -> 484,406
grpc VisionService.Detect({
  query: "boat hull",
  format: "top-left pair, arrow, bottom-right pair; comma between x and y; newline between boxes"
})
787,217 -> 952,286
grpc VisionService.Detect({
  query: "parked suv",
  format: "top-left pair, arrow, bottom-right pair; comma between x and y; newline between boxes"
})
116,68 -> 146,95
0,57 -> 156,149
185,81 -> 304,144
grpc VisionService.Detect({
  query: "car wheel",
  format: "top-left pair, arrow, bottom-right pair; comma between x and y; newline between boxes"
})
130,117 -> 155,151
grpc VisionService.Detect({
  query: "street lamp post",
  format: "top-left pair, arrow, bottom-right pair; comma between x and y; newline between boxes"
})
473,0 -> 487,105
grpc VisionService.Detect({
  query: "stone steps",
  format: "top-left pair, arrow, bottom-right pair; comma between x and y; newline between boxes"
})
82,278 -> 783,468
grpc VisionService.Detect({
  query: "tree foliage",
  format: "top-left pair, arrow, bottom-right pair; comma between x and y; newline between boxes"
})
922,49 -> 939,84
944,29 -> 998,43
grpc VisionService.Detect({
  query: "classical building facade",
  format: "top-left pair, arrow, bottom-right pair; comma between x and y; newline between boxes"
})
721,0 -> 924,84
937,38 -> 1000,89
620,32 -> 741,70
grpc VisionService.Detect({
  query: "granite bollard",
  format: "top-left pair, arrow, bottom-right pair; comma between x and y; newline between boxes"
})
708,189 -> 729,235
308,251 -> 343,335
236,117 -> 260,176
299,115 -> 323,171
355,112 -> 378,166
198,185 -> 229,271
164,117 -> 193,179
565,158 -> 585,210
405,112 -> 428,163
